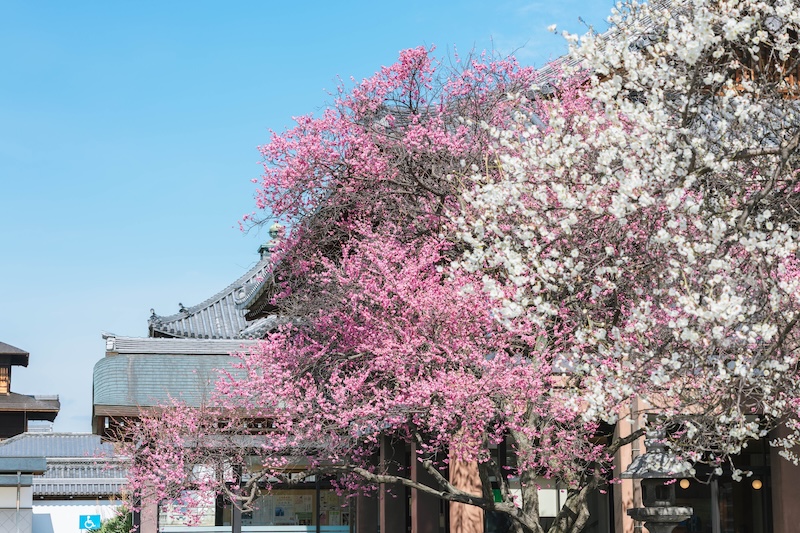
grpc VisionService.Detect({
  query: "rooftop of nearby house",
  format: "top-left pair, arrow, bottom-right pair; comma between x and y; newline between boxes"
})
0,393 -> 60,419
0,342 -> 59,423
0,432 -> 126,497
0,432 -> 114,458
0,341 -> 29,367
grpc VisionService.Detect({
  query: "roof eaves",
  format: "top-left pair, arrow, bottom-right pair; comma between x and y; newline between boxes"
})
146,257 -> 271,340
150,257 -> 270,326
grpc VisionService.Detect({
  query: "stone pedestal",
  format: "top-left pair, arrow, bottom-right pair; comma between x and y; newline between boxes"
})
627,506 -> 693,533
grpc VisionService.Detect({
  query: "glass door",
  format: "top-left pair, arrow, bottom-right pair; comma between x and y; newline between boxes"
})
674,474 -> 770,533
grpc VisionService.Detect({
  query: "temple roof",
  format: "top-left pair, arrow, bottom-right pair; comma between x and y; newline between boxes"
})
241,276 -> 278,322
105,335 -> 260,356
93,354 -> 246,415
94,336 -> 259,415
34,459 -> 126,497
0,433 -> 126,497
148,255 -> 275,339
0,432 -> 113,458
0,341 -> 29,367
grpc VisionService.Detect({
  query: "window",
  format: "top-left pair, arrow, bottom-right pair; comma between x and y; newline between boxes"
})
0,366 -> 11,394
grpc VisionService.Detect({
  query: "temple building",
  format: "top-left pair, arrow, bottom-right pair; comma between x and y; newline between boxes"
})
92,239 -> 800,533
91,242 -> 424,533
91,145 -> 796,533
92,245 -> 357,533
0,343 -> 59,439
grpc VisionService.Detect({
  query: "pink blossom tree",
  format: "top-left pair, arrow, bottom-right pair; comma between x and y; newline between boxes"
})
121,1 -> 800,532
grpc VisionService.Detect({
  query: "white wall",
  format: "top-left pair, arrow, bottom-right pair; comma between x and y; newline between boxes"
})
0,486 -> 33,508
32,500 -> 121,533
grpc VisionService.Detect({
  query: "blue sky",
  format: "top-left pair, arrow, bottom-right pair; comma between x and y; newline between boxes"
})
0,0 -> 614,432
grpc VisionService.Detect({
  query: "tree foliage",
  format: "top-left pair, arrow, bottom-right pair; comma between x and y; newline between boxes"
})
98,510 -> 132,533
122,2 -> 800,533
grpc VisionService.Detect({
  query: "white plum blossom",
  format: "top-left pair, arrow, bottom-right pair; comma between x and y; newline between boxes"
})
456,0 -> 800,471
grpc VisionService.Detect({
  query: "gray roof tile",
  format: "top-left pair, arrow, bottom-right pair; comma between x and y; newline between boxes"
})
0,342 -> 28,356
0,433 -> 114,458
93,353 -> 246,408
148,257 -> 271,339
34,478 -> 125,497
106,336 -> 259,356
0,434 -> 126,497
0,393 -> 59,417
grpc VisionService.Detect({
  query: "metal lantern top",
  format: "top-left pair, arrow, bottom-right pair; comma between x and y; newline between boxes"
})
621,429 -> 693,508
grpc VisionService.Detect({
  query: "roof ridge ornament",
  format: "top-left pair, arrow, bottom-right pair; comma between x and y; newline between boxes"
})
258,222 -> 285,259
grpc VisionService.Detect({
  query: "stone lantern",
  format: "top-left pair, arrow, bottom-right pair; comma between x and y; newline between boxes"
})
621,429 -> 694,533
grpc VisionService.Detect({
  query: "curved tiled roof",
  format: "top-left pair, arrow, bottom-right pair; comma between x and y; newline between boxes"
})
242,279 -> 279,322
93,354 -> 247,409
35,461 -> 127,497
148,256 -> 271,339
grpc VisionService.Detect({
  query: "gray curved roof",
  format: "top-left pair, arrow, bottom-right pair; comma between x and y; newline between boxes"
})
148,256 -> 271,339
35,461 -> 126,497
106,336 -> 259,356
93,354 -> 246,409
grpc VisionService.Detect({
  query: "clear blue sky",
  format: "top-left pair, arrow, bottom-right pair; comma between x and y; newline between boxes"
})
0,0 -> 614,432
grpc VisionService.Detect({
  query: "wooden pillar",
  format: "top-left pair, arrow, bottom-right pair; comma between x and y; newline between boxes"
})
613,398 -> 643,533
448,458 -> 483,533
356,450 -> 380,533
139,493 -> 159,533
411,442 -> 440,533
380,435 -> 408,533
231,466 -> 242,533
356,492 -> 379,533
770,424 -> 800,533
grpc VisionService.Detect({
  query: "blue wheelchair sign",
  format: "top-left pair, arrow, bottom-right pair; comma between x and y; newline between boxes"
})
79,515 -> 101,531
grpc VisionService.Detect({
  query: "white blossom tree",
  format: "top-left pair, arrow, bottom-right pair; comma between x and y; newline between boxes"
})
458,0 -> 800,475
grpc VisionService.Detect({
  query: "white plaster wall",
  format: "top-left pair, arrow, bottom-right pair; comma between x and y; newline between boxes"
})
0,486 -> 33,508
32,501 -> 121,533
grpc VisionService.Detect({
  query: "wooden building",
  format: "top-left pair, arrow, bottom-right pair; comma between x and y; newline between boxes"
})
93,232 -> 800,533
0,343 -> 59,439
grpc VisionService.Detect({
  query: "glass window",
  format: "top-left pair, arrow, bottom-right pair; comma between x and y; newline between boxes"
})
0,366 -> 10,394
219,488 -> 350,530
159,490 -> 216,526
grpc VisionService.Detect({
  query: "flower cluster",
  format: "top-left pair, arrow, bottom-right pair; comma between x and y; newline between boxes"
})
124,2 -> 800,532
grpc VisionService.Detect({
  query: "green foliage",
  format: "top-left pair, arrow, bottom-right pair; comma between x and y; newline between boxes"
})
98,510 -> 132,533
